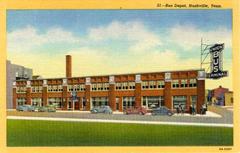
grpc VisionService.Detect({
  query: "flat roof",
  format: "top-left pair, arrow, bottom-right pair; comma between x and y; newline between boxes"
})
16,68 -> 204,82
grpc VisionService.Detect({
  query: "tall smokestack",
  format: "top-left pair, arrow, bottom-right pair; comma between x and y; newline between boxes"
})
66,55 -> 72,78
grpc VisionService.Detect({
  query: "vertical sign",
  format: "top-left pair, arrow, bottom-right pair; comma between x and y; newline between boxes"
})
206,43 -> 228,79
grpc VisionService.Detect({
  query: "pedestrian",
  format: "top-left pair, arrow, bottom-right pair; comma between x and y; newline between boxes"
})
202,104 -> 207,115
176,104 -> 180,114
192,105 -> 196,115
180,104 -> 184,115
189,105 -> 192,115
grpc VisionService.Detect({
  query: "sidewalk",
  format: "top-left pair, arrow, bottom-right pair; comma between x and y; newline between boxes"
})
173,111 -> 221,118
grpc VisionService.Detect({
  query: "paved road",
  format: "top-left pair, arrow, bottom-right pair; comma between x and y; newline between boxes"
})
7,106 -> 233,124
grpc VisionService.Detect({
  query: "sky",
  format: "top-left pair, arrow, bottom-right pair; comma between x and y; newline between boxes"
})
7,10 -> 232,90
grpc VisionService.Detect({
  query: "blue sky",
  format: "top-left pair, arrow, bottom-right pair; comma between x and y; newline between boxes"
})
7,10 -> 233,89
7,10 -> 232,32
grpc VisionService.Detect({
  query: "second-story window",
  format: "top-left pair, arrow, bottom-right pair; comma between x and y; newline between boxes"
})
157,81 -> 165,88
172,80 -> 179,88
189,79 -> 197,87
181,79 -> 188,88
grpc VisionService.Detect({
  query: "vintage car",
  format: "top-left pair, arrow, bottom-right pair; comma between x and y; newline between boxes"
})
16,105 -> 35,112
90,106 -> 113,114
151,106 -> 174,116
124,107 -> 147,115
38,105 -> 56,112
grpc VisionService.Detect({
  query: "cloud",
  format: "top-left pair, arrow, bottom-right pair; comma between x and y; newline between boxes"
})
7,21 -> 232,90
7,25 -> 82,52
88,21 -> 162,52
169,24 -> 232,50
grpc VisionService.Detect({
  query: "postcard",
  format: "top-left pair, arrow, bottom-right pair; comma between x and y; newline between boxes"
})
0,0 -> 239,153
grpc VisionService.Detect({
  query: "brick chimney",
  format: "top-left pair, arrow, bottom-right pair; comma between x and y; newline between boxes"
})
66,55 -> 72,78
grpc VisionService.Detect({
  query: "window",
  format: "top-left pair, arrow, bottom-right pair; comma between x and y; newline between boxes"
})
48,97 -> 62,108
142,96 -> 164,109
17,98 -> 26,106
80,84 -> 85,91
172,80 -> 179,88
92,84 -> 97,91
157,81 -> 165,88
58,85 -> 63,92
92,83 -> 108,91
129,82 -> 135,89
116,82 -> 134,90
121,82 -> 127,89
31,98 -> 42,106
189,79 -> 197,87
181,79 -> 188,88
116,83 -> 121,90
173,96 -> 187,110
104,83 -> 109,90
149,81 -> 156,89
48,86 -> 52,92
31,86 -> 43,93
47,85 -> 62,92
141,81 -> 148,89
91,97 -> 109,108
68,85 -> 73,92
39,86 -> 42,92
123,97 -> 135,110
53,85 -> 57,92
31,86 -> 36,92
17,86 -> 26,93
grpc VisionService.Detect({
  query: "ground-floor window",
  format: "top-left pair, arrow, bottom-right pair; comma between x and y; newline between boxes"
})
172,96 -> 187,110
31,98 -> 42,106
48,97 -> 62,108
91,97 -> 108,108
142,96 -> 164,109
17,98 -> 26,106
191,95 -> 197,107
123,96 -> 135,110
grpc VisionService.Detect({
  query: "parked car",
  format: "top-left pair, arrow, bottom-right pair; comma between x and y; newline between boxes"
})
124,107 -> 147,115
38,105 -> 56,112
16,105 -> 35,112
90,106 -> 112,114
151,106 -> 174,116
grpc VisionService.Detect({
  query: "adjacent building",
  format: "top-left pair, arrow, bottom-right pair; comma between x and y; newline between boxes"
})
12,55 -> 205,113
206,86 -> 233,106
7,60 -> 32,109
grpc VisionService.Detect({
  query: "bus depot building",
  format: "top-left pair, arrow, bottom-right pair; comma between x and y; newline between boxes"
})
13,55 -> 206,114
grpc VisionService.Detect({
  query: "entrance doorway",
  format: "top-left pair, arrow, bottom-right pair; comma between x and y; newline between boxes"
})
74,101 -> 79,110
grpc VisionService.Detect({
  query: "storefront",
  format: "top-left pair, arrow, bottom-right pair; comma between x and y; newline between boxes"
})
17,98 -> 26,106
48,97 -> 63,108
31,98 -> 42,106
123,96 -> 135,110
142,96 -> 164,109
91,97 -> 109,108
172,96 -> 187,111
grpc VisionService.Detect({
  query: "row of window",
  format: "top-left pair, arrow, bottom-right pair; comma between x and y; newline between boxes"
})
142,96 -> 164,109
31,86 -> 43,93
68,85 -> 86,92
91,83 -> 109,91
17,95 -> 198,110
172,79 -> 197,88
142,81 -> 165,89
116,82 -> 135,90
16,87 -> 27,93
16,79 -> 198,93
